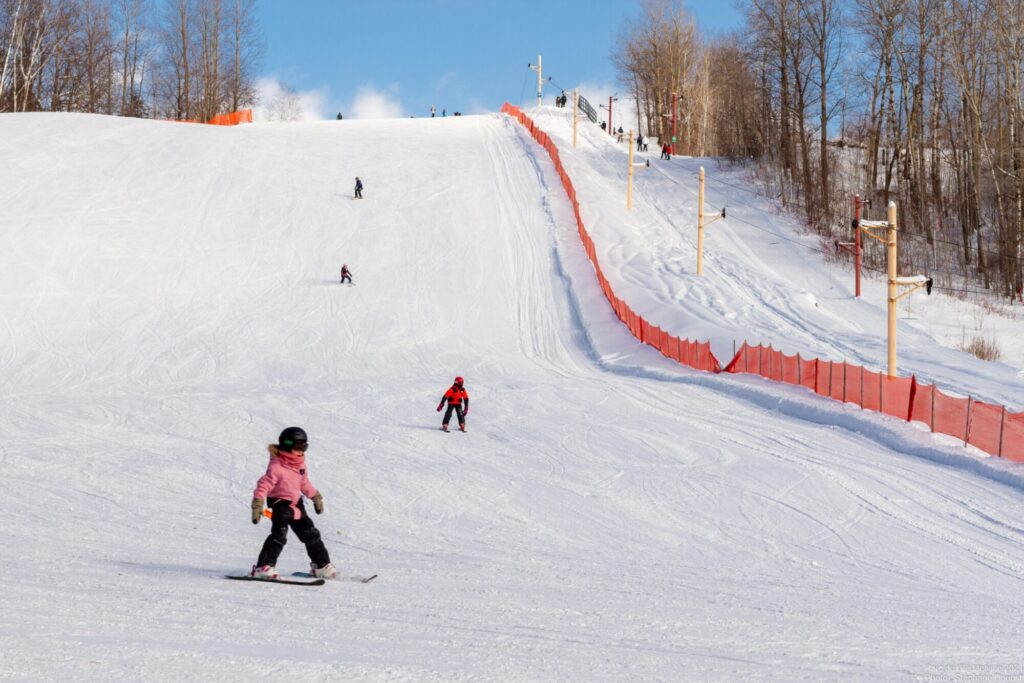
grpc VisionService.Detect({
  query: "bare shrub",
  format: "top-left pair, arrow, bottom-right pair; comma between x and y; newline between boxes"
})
959,332 -> 1002,361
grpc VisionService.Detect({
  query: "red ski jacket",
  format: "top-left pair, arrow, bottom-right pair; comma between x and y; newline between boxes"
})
439,386 -> 469,407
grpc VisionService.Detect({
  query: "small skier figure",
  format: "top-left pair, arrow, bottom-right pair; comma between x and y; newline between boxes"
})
249,427 -> 337,580
436,376 -> 469,432
354,177 -> 363,199
340,264 -> 353,284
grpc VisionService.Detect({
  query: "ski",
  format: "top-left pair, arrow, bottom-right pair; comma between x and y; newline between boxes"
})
225,574 -> 325,586
291,572 -> 378,583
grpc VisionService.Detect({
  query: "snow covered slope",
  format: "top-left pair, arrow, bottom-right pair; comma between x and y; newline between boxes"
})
2,111 -> 1024,681
528,106 -> 1024,411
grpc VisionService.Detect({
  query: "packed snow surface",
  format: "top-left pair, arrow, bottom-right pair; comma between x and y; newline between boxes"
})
2,109 -> 1024,681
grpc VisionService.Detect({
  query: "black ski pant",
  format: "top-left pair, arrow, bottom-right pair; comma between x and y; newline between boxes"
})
341,274 -> 352,283
443,403 -> 465,427
355,188 -> 362,198
257,498 -> 331,568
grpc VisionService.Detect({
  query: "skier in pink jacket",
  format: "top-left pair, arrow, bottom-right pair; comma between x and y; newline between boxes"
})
249,427 -> 337,580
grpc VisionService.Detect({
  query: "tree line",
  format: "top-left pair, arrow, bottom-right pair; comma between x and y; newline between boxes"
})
0,0 -> 263,121
614,0 -> 1023,300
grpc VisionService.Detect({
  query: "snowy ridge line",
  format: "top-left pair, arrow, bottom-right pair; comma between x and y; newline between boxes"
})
501,103 -> 1024,464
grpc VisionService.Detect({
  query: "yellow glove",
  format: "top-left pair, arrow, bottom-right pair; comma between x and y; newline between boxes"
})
251,498 -> 264,524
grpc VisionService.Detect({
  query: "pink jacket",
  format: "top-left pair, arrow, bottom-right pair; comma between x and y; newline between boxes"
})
253,445 -> 319,519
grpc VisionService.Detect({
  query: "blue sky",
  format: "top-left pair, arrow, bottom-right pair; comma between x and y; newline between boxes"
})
256,1 -> 744,120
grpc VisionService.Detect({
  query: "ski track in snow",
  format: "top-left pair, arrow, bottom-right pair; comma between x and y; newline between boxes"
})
1,111 -> 1024,681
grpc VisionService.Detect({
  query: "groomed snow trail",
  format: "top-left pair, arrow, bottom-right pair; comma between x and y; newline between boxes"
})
1,112 -> 1024,681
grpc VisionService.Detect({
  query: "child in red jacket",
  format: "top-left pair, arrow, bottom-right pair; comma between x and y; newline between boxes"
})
436,376 -> 469,432
250,427 -> 337,579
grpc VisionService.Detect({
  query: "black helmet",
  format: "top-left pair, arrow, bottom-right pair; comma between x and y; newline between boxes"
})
278,426 -> 308,450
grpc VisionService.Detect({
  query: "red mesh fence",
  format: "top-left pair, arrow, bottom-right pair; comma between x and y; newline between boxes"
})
933,387 -> 970,444
781,352 -> 799,386
1005,413 -> 1024,462
845,363 -> 864,407
861,369 -> 882,412
799,356 -> 817,393
881,376 -> 913,421
908,381 -> 933,429
829,361 -> 846,403
968,400 -> 1004,457
500,102 -> 1021,462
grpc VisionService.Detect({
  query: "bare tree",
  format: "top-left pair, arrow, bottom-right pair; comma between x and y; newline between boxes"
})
223,0 -> 260,112
1,0 -> 261,119
613,0 -> 699,148
0,0 -> 25,110
196,0 -> 219,120
116,0 -> 148,116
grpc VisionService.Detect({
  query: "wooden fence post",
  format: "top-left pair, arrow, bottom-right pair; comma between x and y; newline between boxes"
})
930,385 -> 936,433
964,396 -> 974,447
998,405 -> 1007,457
860,365 -> 865,407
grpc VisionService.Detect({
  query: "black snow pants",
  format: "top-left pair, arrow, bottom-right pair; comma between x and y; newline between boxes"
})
257,498 -> 331,568
443,403 -> 465,428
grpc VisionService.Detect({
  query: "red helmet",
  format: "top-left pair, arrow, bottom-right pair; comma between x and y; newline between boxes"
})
454,376 -> 464,385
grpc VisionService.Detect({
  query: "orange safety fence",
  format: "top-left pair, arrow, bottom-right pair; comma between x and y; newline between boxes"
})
500,102 -> 1024,463
207,109 -> 252,126
169,109 -> 252,126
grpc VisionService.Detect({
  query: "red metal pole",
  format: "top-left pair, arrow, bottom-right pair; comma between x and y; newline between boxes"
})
671,92 -> 678,154
854,194 -> 862,298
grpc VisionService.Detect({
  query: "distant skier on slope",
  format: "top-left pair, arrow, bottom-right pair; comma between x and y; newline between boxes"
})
340,264 -> 353,284
354,177 -> 363,199
249,427 -> 337,580
436,376 -> 469,432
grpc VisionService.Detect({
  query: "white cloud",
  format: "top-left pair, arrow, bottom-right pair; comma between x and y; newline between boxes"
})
348,85 -> 406,119
253,77 -> 329,122
434,70 -> 459,91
